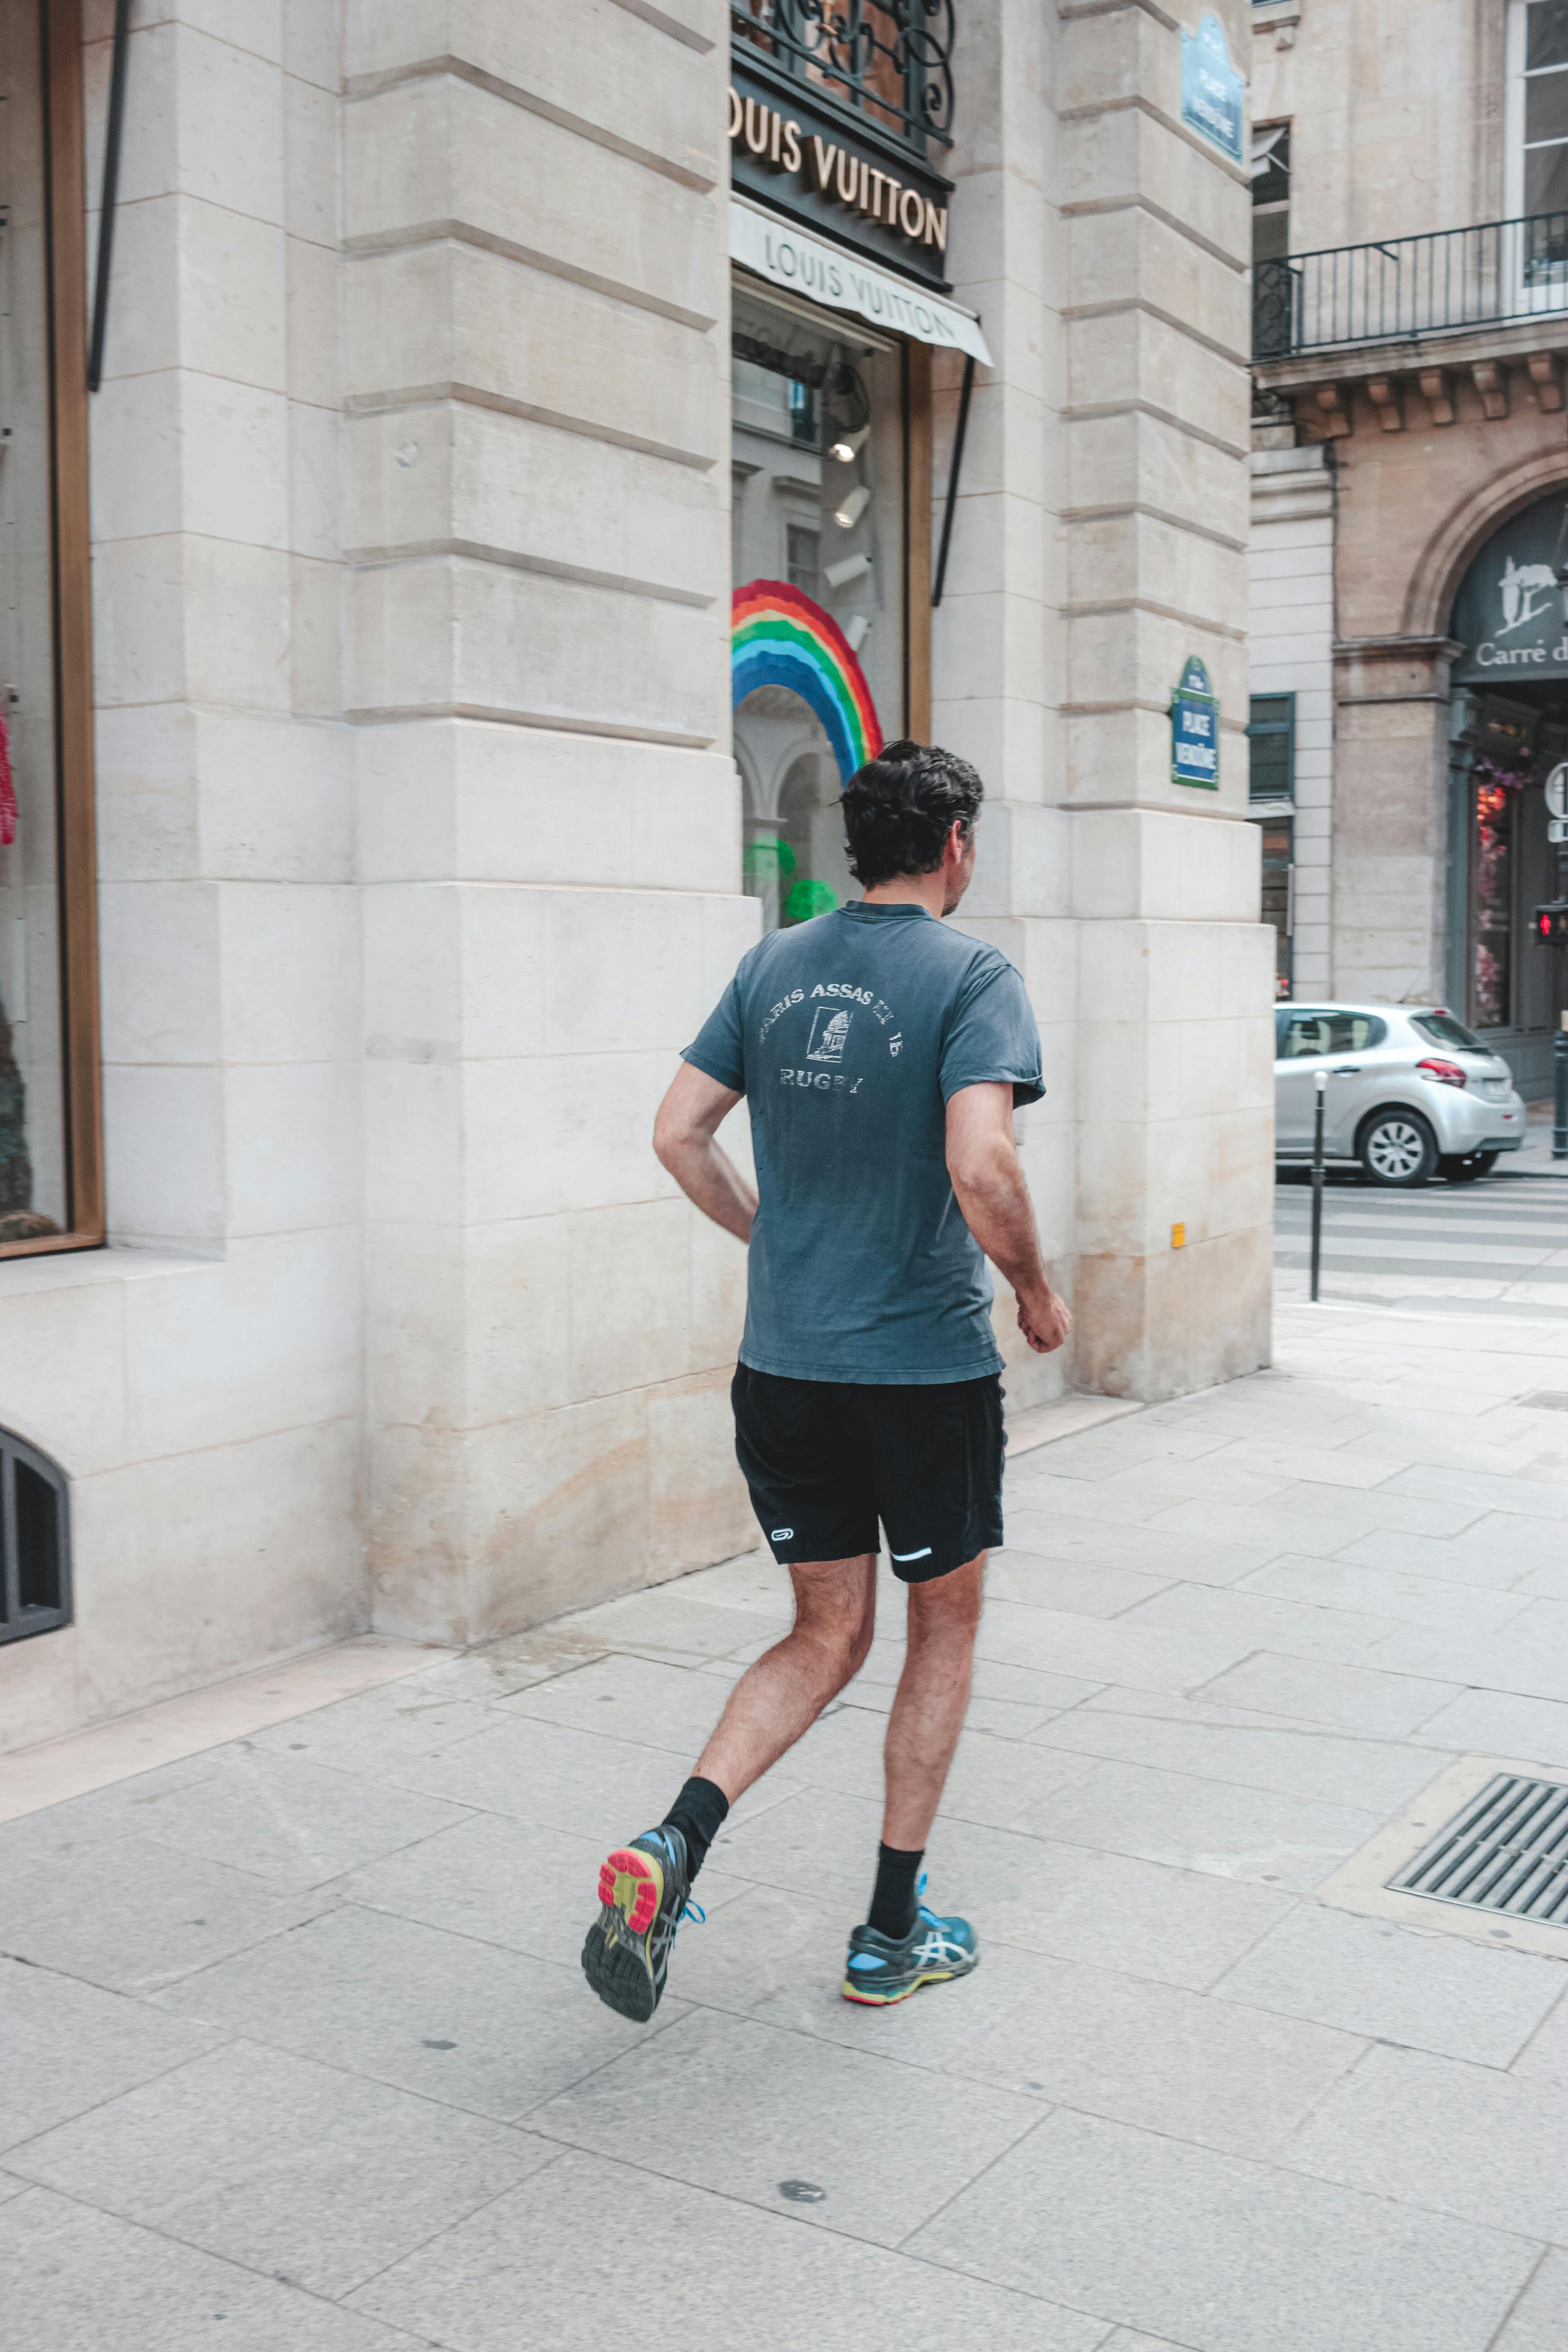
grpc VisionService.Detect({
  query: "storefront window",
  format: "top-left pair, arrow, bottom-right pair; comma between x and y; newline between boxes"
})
1258,817 -> 1294,1000
731,285 -> 904,930
1469,768 -> 1519,1029
0,0 -> 98,1257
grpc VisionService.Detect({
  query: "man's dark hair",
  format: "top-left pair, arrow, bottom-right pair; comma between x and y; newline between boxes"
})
838,740 -> 984,890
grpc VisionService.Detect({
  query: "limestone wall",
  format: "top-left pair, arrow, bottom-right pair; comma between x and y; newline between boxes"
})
1250,0 -> 1502,252
1250,445 -> 1334,999
0,0 -> 1271,1754
0,1 -> 364,1753
344,0 -> 757,1644
1057,0 -> 1274,1398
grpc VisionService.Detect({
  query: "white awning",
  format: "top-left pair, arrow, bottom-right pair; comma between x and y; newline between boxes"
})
1251,123 -> 1289,179
730,196 -> 992,367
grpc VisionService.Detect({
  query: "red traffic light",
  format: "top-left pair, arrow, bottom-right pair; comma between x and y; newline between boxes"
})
1534,902 -> 1568,944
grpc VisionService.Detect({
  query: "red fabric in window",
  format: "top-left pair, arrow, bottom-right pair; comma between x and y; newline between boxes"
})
0,713 -> 14,846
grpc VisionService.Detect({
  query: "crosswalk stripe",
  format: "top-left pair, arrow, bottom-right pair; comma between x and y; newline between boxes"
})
1274,1176 -> 1568,1318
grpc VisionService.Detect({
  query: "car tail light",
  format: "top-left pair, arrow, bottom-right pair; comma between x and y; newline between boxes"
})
1416,1057 -> 1467,1088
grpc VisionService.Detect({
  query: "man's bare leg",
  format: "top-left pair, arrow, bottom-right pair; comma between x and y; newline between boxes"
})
583,1553 -> 876,2022
839,1553 -> 986,2002
882,1552 -> 985,1848
695,1552 -> 877,1803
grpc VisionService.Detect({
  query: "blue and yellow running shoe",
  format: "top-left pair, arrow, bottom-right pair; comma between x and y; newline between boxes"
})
842,1888 -> 979,2006
582,1826 -> 700,2023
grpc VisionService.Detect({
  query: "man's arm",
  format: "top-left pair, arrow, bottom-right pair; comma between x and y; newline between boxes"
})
946,1081 -> 1071,1354
653,1061 -> 757,1244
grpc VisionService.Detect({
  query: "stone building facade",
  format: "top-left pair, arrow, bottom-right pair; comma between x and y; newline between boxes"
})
1249,0 -> 1568,1093
0,0 -> 1269,1755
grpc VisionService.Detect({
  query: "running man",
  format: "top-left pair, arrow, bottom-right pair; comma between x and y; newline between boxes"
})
582,740 -> 1070,2022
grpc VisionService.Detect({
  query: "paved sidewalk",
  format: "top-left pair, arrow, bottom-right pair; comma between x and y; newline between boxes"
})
7,1299 -> 1568,2351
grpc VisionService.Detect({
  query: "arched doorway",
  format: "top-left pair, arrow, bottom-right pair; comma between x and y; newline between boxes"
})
1447,490 -> 1568,1094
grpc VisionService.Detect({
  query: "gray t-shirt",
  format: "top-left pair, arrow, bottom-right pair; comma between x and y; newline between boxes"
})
683,900 -> 1044,1384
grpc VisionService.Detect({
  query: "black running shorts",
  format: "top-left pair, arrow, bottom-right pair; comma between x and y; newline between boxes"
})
731,1363 -> 1005,1583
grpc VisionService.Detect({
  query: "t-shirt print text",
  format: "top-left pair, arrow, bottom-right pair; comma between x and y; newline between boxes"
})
780,1066 -> 864,1091
770,975 -> 902,1090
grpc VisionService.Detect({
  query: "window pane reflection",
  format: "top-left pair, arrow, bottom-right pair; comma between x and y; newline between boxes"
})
732,285 -> 902,931
1470,777 -> 1514,1029
0,6 -> 68,1244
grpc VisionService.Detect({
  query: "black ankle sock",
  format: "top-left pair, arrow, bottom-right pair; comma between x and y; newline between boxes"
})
868,1842 -> 924,1941
661,1776 -> 730,1881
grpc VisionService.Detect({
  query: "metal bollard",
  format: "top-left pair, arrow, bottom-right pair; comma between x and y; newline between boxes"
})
1310,1067 -> 1327,1303
1556,1009 -> 1568,1162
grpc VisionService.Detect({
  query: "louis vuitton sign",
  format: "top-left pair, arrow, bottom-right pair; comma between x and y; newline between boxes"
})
727,60 -> 953,293
730,86 -> 948,255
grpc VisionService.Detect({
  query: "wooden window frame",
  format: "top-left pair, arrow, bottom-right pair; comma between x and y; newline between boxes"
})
1,0 -> 102,1263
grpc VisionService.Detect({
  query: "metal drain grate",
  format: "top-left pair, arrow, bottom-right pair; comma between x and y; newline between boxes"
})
1390,1774 -> 1568,1925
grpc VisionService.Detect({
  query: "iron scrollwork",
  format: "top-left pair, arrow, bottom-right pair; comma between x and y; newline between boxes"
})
733,0 -> 956,156
1251,256 -> 1299,363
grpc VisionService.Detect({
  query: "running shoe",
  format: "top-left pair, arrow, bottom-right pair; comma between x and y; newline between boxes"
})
842,1889 -> 979,2006
582,1826 -> 697,2023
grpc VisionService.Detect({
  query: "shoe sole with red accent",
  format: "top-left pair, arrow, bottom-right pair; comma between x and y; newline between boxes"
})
582,1840 -> 670,2022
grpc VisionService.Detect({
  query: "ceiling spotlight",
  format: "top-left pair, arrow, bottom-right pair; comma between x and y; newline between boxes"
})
824,550 -> 872,589
833,484 -> 871,529
829,425 -> 870,462
843,613 -> 872,652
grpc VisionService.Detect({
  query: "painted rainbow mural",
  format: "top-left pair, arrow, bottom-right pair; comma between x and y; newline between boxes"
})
731,580 -> 882,782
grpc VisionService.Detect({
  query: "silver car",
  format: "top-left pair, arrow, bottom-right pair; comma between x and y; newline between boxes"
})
1275,1003 -> 1527,1186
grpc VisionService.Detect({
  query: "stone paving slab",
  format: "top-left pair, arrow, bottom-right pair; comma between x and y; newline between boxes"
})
907,2105 -> 1539,2352
1493,2249 -> 1568,2352
1192,1652 -> 1462,1738
1414,1685 -> 1568,1765
1235,1552 -> 1534,1636
348,2148 -> 1112,2352
1286,2042 -> 1568,2245
0,2187 -> 429,2352
948,1957 -> 1367,2158
338,1808 -> 749,1971
1018,1757 -> 1382,1892
1211,1903 -> 1568,2065
77,1746 -> 470,1892
1,1836 -> 334,1995
0,1955 -> 225,2155
8,2039 -> 549,2300
1030,1701 -> 1451,1812
530,2006 -> 1042,2246
6,1291 -> 1568,2346
153,1905 -> 674,2122
1118,1580 -> 1401,1663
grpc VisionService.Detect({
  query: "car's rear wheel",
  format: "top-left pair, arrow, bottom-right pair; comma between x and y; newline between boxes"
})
1438,1150 -> 1498,1184
1359,1108 -> 1438,1187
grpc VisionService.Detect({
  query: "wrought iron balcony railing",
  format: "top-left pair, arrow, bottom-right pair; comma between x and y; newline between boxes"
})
731,0 -> 954,160
1254,212 -> 1568,364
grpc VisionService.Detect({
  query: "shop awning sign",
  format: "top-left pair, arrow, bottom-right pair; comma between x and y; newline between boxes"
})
1451,492 -> 1568,682
1171,656 -> 1220,788
730,198 -> 992,367
1180,16 -> 1244,167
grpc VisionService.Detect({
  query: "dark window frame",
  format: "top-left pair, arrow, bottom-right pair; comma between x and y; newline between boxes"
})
0,1423 -> 71,1645
1247,692 -> 1296,802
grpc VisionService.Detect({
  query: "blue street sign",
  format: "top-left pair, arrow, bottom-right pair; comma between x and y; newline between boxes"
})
1180,15 -> 1244,167
1171,655 -> 1220,789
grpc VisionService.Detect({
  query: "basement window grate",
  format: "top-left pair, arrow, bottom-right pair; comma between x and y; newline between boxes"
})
1390,1774 -> 1568,1926
0,1427 -> 72,1647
